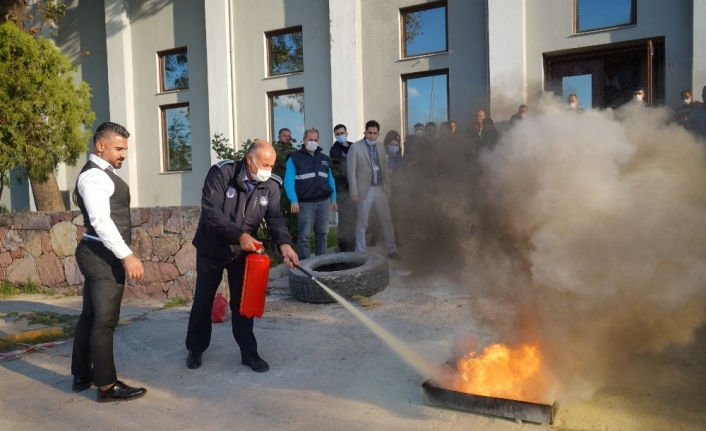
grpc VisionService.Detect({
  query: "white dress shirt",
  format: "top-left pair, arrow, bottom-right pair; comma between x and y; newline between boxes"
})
76,154 -> 133,259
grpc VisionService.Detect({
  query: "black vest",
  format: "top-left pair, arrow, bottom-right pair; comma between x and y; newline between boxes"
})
75,160 -> 132,245
289,148 -> 333,201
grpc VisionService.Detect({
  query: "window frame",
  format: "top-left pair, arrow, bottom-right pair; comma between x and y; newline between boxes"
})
401,69 -> 450,137
160,102 -> 192,173
573,0 -> 637,34
400,1 -> 448,59
265,26 -> 304,77
267,88 -> 305,142
157,47 -> 189,93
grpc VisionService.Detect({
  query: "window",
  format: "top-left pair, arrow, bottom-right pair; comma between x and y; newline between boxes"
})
158,48 -> 189,91
403,71 -> 449,136
401,2 -> 447,58
266,26 -> 303,76
574,0 -> 636,33
161,104 -> 192,171
269,89 -> 305,143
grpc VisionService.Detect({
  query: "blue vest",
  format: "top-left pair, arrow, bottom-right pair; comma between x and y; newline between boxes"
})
289,148 -> 333,202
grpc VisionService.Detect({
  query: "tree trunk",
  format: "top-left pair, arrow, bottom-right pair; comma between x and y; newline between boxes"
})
0,0 -> 25,30
31,171 -> 66,211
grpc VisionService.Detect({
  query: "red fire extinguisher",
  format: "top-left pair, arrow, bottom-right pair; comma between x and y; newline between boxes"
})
240,243 -> 270,318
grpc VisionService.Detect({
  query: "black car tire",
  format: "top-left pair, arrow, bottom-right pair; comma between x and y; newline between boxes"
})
288,252 -> 389,303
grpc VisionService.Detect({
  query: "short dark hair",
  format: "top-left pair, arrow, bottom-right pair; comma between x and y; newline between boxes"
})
333,124 -> 347,133
414,122 -> 424,129
93,122 -> 130,146
519,104 -> 528,110
449,120 -> 457,125
303,128 -> 319,142
365,120 -> 380,132
425,122 -> 437,129
681,89 -> 691,98
278,128 -> 291,136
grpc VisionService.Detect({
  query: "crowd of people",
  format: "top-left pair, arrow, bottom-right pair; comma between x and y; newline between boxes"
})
68,84 -> 706,402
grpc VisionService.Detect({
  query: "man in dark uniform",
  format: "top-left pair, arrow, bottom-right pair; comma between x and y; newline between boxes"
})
72,121 -> 147,402
330,124 -> 356,252
185,140 -> 299,373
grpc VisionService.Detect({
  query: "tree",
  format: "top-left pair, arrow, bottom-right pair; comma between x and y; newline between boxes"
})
0,20 -> 94,210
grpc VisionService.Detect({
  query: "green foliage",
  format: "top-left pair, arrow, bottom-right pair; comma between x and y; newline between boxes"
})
0,280 -> 20,297
18,279 -> 41,294
211,133 -> 299,248
163,51 -> 188,90
164,297 -> 189,308
405,11 -> 423,44
0,21 -> 95,201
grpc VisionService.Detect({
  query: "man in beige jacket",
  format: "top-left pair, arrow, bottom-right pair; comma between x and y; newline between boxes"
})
346,120 -> 401,260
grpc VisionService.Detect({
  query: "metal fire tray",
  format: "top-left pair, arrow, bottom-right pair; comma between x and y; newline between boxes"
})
421,380 -> 555,424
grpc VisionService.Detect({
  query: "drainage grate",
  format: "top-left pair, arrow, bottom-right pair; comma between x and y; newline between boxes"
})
421,380 -> 555,424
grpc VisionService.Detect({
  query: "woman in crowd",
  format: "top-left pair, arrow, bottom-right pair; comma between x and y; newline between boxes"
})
383,130 -> 406,245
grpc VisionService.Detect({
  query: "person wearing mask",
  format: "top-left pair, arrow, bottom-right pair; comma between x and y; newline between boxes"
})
185,140 -> 299,373
686,85 -> 706,139
284,128 -> 337,259
347,120 -> 401,260
329,124 -> 356,252
675,89 -> 702,127
449,120 -> 458,134
383,130 -> 406,245
71,122 -> 146,403
632,87 -> 648,106
567,94 -> 584,111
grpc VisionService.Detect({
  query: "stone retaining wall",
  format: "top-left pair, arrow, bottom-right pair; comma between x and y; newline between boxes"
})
0,207 -> 200,300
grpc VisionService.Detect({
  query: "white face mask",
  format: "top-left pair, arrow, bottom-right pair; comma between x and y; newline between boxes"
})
634,94 -> 644,102
365,138 -> 376,146
570,102 -> 577,109
414,130 -> 423,137
250,157 -> 271,182
305,141 -> 318,152
684,98 -> 692,104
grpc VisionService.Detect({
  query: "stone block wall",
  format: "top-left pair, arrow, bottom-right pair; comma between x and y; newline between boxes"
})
0,207 -> 200,300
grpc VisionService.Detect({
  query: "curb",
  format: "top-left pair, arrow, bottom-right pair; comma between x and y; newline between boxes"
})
0,327 -> 65,348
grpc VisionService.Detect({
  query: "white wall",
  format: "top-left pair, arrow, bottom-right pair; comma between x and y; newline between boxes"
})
128,0 -> 209,207
525,0 -> 693,108
359,0 -> 488,140
693,0 -> 706,100
231,0 -> 332,150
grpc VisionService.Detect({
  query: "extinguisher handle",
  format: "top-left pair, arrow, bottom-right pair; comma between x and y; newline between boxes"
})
254,242 -> 264,252
262,249 -> 315,280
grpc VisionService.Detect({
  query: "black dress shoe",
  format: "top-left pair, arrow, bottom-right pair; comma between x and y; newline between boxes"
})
72,372 -> 94,392
96,380 -> 147,403
241,352 -> 269,373
186,350 -> 202,369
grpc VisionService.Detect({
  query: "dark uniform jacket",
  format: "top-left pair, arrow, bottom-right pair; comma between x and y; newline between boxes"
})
192,160 -> 293,260
330,141 -> 351,193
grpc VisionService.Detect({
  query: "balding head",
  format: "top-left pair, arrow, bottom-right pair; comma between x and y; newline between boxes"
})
245,140 -> 276,181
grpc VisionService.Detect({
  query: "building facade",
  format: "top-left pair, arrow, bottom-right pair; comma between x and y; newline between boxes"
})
2,0 -> 703,210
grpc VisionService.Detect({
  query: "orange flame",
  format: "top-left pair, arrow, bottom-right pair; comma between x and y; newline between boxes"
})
451,341 -> 553,404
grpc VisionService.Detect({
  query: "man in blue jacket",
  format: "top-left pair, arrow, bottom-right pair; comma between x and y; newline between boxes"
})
284,128 -> 338,259
185,140 -> 299,373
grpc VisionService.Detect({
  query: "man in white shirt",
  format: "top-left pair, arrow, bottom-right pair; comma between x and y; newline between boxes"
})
71,122 -> 146,403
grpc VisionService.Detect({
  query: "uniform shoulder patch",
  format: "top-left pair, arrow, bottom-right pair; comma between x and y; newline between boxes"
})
216,159 -> 235,169
269,173 -> 283,186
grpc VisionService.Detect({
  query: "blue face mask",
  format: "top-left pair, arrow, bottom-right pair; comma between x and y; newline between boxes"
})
389,146 -> 399,154
336,135 -> 347,144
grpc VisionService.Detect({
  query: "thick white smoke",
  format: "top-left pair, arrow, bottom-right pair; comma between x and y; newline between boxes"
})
449,97 -> 706,403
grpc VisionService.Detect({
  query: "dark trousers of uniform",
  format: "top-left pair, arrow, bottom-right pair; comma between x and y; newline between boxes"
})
337,193 -> 357,252
71,240 -> 126,387
185,252 -> 256,356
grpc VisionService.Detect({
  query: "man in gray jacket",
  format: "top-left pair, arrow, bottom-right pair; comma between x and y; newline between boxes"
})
346,120 -> 401,260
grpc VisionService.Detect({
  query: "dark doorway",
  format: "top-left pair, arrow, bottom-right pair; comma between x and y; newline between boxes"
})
544,38 -> 665,109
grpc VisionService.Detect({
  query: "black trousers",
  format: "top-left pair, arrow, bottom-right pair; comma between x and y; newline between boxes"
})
185,252 -> 256,356
71,240 -> 126,387
337,194 -> 357,252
